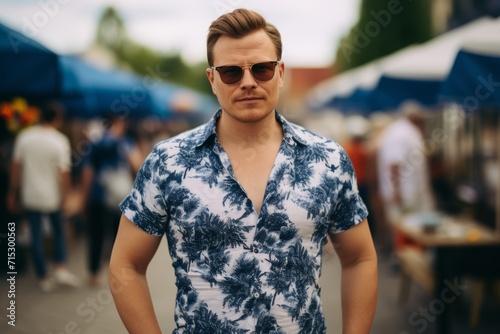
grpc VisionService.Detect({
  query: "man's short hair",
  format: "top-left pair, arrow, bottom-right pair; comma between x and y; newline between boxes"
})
102,111 -> 126,129
400,100 -> 432,121
206,8 -> 282,66
39,101 -> 63,123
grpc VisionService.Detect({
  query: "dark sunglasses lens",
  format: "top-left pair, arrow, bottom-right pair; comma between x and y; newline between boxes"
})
251,62 -> 276,81
216,61 -> 277,84
219,66 -> 243,84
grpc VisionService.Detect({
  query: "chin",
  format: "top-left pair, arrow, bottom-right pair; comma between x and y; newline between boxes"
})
226,107 -> 274,123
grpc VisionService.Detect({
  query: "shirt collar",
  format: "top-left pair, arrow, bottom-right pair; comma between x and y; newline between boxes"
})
193,109 -> 309,148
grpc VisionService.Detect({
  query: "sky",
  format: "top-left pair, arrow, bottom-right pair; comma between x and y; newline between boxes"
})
0,0 -> 361,67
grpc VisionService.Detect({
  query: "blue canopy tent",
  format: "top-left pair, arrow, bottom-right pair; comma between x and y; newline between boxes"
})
60,56 -> 221,120
439,49 -> 500,109
368,75 -> 443,111
0,21 -> 215,120
325,88 -> 373,115
365,17 -> 500,112
60,56 -> 157,119
306,62 -> 380,113
320,76 -> 442,113
0,22 -> 61,99
309,66 -> 444,114
0,22 -> 158,118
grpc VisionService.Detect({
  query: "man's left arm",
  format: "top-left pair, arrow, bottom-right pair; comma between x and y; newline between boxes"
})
330,219 -> 378,334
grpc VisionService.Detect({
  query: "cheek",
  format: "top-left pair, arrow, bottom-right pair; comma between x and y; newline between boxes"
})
215,85 -> 233,100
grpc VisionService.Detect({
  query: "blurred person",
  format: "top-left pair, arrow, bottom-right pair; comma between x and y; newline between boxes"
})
7,101 -> 80,291
343,116 -> 373,236
377,101 -> 435,253
110,9 -> 377,334
80,113 -> 142,287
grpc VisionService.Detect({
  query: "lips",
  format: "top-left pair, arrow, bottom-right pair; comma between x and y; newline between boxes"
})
235,96 -> 263,102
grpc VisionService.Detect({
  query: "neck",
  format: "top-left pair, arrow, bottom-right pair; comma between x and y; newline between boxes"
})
216,110 -> 283,148
40,122 -> 54,128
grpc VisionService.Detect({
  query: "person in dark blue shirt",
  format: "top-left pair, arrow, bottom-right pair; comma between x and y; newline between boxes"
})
81,113 -> 142,286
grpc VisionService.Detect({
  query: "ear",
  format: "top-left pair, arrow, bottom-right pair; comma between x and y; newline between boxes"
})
277,61 -> 285,89
206,67 -> 217,95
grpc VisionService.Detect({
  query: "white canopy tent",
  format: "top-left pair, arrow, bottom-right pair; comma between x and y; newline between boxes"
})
380,16 -> 500,79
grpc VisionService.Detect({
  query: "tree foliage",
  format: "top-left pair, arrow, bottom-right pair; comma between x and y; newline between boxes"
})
94,6 -> 212,94
96,7 -> 126,49
334,0 -> 434,73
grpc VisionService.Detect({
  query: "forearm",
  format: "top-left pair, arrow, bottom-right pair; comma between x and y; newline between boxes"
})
109,263 -> 162,334
340,258 -> 378,334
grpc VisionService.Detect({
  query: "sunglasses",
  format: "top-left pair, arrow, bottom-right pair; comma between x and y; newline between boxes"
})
211,61 -> 280,85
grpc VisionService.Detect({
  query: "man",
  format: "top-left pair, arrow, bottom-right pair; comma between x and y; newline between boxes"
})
110,9 -> 377,333
80,113 -> 142,286
377,101 -> 435,252
7,102 -> 79,291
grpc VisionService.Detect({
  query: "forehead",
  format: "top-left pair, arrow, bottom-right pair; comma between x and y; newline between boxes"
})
212,29 -> 277,65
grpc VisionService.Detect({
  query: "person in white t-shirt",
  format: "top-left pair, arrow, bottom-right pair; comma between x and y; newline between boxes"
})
7,102 -> 80,291
377,101 -> 435,253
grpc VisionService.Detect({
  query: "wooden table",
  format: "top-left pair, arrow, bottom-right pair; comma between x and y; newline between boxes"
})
391,214 -> 500,334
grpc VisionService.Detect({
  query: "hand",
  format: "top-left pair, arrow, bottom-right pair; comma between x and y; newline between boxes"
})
62,191 -> 84,217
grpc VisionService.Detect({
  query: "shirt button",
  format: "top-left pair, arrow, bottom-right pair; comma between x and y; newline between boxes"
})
253,292 -> 260,298
253,247 -> 259,254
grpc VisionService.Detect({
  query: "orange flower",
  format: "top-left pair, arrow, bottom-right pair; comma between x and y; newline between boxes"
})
1,98 -> 40,133
0,103 -> 14,120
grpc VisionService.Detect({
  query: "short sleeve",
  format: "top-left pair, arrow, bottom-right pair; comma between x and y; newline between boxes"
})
119,145 -> 169,236
328,148 -> 368,234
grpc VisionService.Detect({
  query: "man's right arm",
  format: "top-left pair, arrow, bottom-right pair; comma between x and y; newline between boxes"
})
109,215 -> 163,334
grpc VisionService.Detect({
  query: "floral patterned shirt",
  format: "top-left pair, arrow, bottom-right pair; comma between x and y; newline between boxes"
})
120,110 -> 368,334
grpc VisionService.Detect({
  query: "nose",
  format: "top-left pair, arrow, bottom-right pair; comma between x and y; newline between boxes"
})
239,67 -> 257,88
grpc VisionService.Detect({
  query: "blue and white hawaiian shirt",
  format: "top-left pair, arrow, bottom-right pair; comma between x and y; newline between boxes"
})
120,110 -> 368,334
